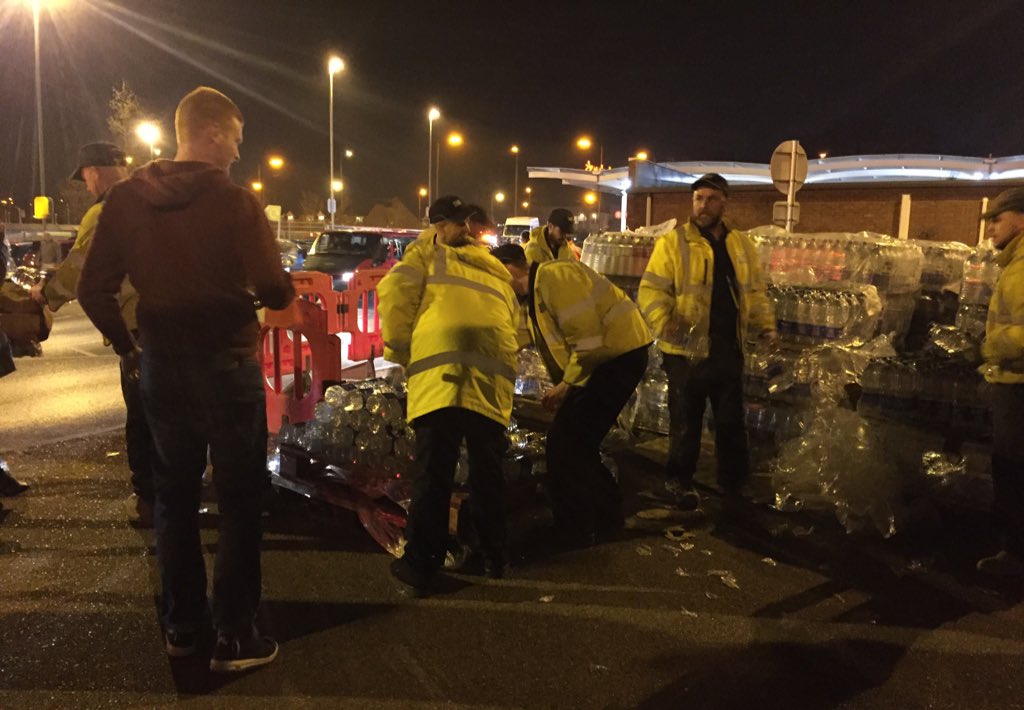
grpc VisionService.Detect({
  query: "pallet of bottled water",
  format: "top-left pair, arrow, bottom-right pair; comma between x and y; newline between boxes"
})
580,232 -> 658,279
750,228 -> 924,294
769,284 -> 882,346
857,357 -> 991,437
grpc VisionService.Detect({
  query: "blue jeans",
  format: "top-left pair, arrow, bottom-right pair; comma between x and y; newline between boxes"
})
140,347 -> 267,636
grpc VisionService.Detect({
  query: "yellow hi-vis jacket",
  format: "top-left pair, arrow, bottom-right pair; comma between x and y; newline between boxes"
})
982,232 -> 1024,384
415,225 -> 436,241
637,220 -> 775,358
43,200 -> 138,329
524,225 -> 579,265
529,260 -> 652,387
378,237 -> 520,425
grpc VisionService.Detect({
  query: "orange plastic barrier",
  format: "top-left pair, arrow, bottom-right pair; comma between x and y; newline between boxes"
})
259,271 -> 343,433
340,265 -> 389,362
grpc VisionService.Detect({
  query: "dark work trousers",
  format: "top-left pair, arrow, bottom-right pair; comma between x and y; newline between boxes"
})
404,407 -> 509,574
662,349 -> 750,490
547,346 -> 649,534
140,347 -> 267,636
120,355 -> 156,503
990,383 -> 1024,558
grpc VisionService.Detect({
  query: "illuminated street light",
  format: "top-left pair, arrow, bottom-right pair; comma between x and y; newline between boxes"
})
490,190 -> 506,219
510,145 -> 520,213
436,130 -> 463,195
427,106 -> 441,206
328,54 -> 345,226
135,121 -> 161,159
268,155 -> 285,170
152,147 -> 162,157
251,180 -> 263,192
522,201 -> 529,209
635,150 -> 649,161
819,151 -> 828,159
417,186 -> 428,216
344,149 -> 354,158
576,137 -> 604,214
584,192 -> 597,205
331,179 -> 344,192
125,156 -> 134,165
525,187 -> 532,195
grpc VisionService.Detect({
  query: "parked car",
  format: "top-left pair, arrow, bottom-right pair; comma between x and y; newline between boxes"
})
301,227 -> 418,290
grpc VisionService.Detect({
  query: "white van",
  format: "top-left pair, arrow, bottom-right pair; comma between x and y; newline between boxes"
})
499,216 -> 539,245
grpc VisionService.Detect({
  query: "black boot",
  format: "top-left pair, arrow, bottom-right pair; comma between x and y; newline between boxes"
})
0,461 -> 29,497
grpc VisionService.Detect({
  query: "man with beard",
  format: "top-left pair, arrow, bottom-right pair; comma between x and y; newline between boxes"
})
638,173 -> 776,511
977,187 -> 1024,576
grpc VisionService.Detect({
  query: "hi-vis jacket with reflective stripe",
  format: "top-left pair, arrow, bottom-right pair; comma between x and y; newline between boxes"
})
530,260 -> 652,387
637,220 -> 775,358
982,232 -> 1024,384
43,200 -> 138,328
524,225 -> 579,265
378,238 -> 520,425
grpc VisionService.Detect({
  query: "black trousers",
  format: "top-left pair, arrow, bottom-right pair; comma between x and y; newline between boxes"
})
547,346 -> 649,534
991,383 -> 1024,558
662,349 -> 750,490
404,408 -> 509,573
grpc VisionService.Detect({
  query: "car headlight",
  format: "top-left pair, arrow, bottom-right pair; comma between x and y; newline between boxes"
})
341,271 -> 354,283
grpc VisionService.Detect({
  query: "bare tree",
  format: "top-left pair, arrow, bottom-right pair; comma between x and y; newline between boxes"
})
107,81 -> 145,155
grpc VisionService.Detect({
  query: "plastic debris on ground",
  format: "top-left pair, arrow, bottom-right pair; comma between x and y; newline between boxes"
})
707,570 -> 740,590
539,595 -> 555,603
635,544 -> 653,556
679,607 -> 699,619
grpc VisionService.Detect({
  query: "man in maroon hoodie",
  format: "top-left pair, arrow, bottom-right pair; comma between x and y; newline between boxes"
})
78,86 -> 295,672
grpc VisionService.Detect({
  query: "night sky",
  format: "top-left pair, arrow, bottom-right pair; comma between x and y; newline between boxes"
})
2,0 -> 1023,217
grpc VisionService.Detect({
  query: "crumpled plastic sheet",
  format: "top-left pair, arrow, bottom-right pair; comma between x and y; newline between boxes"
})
515,347 -> 552,397
927,325 -> 981,363
772,406 -> 902,537
921,449 -> 993,512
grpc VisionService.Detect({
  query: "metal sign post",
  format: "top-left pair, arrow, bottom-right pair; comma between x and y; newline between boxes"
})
769,140 -> 808,232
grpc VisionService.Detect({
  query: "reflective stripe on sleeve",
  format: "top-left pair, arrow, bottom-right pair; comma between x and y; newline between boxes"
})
640,271 -> 672,290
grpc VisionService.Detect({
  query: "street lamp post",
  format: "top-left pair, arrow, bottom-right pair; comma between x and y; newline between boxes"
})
491,191 -> 505,221
417,187 -> 427,218
328,55 -> 345,227
135,122 -> 160,160
266,155 -> 284,207
436,131 -> 462,196
31,0 -> 46,199
427,107 -> 440,208
510,145 -> 519,216
576,135 -> 605,217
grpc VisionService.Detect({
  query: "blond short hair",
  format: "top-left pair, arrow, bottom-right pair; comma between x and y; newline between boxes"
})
174,87 -> 243,144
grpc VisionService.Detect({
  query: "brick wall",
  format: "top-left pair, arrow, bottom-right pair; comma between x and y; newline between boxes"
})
627,182 -> 1018,245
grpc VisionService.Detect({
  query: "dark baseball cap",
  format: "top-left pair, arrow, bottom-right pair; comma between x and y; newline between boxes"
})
70,142 -> 128,181
428,195 -> 474,224
547,208 -> 575,234
982,187 -> 1024,220
691,173 -> 729,196
491,243 -> 527,266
